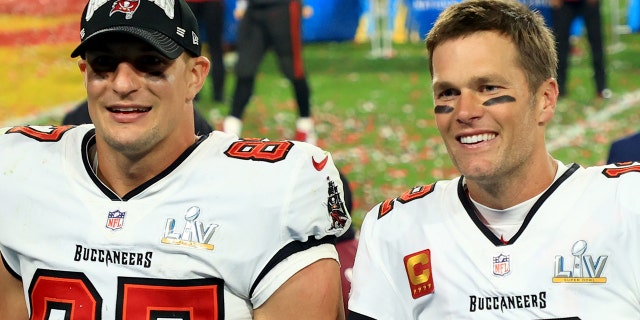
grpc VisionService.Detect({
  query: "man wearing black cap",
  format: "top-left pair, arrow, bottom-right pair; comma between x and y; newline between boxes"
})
0,0 -> 350,318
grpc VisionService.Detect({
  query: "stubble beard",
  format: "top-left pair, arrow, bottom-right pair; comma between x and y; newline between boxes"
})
103,126 -> 161,161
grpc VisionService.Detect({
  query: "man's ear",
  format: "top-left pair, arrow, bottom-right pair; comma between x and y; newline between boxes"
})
78,59 -> 88,89
187,55 -> 211,100
78,59 -> 87,72
537,77 -> 559,126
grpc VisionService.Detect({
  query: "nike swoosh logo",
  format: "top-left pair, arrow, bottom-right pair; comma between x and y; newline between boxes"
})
312,154 -> 329,171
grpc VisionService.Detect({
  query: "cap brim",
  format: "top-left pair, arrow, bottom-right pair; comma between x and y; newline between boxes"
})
70,26 -> 184,59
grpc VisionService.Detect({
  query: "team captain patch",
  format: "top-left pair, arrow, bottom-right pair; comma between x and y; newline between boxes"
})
404,249 -> 435,299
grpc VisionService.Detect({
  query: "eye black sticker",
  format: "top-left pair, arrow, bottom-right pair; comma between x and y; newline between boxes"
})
434,105 -> 454,114
482,95 -> 516,106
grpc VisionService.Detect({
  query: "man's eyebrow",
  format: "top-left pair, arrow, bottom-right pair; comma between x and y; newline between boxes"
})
432,74 -> 507,89
472,74 -> 510,86
431,80 -> 455,92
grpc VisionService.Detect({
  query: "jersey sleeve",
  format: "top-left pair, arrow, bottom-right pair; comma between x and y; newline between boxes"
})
284,143 -> 351,241
0,125 -> 87,279
250,142 -> 352,307
348,204 -> 408,319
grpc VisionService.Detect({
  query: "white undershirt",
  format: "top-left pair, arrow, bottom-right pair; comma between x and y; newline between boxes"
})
470,160 -> 568,242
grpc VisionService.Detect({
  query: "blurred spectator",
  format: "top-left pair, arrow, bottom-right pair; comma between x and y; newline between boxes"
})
550,0 -> 611,99
607,132 -> 640,163
186,0 -> 226,103
223,0 -> 316,144
62,100 -> 213,136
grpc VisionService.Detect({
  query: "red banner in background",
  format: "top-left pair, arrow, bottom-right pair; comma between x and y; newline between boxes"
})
0,0 -> 84,15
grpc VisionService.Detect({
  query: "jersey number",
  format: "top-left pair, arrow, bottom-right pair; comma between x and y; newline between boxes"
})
29,269 -> 223,320
602,162 -> 640,178
7,125 -> 74,142
224,139 -> 293,162
378,184 -> 435,219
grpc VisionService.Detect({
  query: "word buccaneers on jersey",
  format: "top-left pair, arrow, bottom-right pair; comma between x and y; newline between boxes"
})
348,161 -> 640,319
0,125 -> 351,319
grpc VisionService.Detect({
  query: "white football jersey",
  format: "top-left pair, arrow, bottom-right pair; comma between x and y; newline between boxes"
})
0,124 -> 351,319
348,162 -> 640,319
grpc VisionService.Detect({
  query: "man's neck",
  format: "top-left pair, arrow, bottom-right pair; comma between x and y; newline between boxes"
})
466,154 -> 558,210
92,135 -> 199,198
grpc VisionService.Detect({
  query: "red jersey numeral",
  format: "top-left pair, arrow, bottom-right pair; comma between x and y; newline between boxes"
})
224,139 -> 293,162
29,270 -> 101,320
28,269 -> 223,320
397,184 -> 435,204
602,164 -> 640,178
378,184 -> 436,219
377,198 -> 395,219
7,125 -> 74,142
117,277 -> 223,320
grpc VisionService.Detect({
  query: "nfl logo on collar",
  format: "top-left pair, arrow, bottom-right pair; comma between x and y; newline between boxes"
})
71,0 -> 201,60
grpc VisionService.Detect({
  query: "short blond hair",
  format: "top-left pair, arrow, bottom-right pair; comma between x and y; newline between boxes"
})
425,0 -> 557,93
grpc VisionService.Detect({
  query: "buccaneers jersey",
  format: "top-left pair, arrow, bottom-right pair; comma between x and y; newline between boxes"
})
0,125 -> 351,319
348,162 -> 640,319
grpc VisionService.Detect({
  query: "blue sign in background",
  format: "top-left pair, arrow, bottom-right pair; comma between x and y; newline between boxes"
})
221,0 -> 363,44
218,0 -> 636,44
404,0 -> 554,38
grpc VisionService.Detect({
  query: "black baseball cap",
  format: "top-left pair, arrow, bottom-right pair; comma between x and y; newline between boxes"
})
71,0 -> 201,59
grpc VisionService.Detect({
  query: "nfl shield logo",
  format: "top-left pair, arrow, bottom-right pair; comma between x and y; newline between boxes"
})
493,254 -> 511,276
106,210 -> 126,231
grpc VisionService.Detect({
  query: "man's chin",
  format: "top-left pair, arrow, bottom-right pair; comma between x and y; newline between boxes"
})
456,162 -> 497,181
102,130 -> 156,157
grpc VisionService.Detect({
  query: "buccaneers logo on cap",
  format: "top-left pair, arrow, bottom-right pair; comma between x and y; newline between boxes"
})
85,0 -> 175,21
110,0 -> 140,18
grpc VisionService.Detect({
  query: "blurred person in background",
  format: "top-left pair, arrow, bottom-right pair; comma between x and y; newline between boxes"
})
551,0 -> 611,99
186,0 -> 227,103
607,131 -> 640,163
223,0 -> 316,144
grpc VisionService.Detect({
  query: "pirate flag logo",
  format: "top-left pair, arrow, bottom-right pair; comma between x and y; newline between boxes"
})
326,177 -> 348,230
110,0 -> 140,19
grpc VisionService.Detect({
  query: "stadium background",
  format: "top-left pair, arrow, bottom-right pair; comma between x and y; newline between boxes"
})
1,0 -> 639,225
